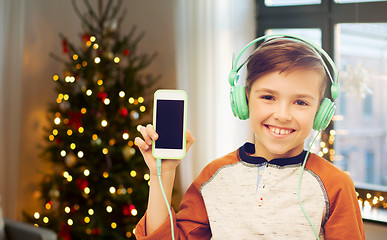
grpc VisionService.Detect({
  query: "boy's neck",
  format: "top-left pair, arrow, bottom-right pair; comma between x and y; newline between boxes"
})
253,142 -> 305,161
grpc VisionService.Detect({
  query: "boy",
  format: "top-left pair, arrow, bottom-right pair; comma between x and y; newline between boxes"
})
134,37 -> 365,239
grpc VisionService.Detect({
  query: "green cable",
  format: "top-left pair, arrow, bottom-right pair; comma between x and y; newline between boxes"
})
297,132 -> 321,240
156,158 -> 176,240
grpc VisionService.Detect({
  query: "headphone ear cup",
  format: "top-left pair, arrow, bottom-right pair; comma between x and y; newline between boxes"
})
313,98 -> 336,131
230,85 -> 249,120
230,86 -> 238,118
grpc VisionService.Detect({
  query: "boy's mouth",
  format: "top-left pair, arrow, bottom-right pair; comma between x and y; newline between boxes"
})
265,125 -> 295,135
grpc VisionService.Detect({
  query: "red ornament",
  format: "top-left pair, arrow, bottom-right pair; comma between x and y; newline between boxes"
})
123,205 -> 130,216
82,33 -> 91,42
67,110 -> 83,130
118,107 -> 128,117
97,92 -> 108,102
55,137 -> 63,145
58,222 -> 72,240
69,206 -> 76,213
76,178 -> 88,190
62,39 -> 69,54
123,204 -> 136,216
123,49 -> 130,56
92,227 -> 101,235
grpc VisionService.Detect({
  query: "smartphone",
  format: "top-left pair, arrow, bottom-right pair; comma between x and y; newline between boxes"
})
152,89 -> 187,159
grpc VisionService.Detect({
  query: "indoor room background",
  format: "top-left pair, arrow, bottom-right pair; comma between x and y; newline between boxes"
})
0,0 -> 386,239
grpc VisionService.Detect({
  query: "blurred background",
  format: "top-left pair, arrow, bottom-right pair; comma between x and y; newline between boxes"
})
0,0 -> 386,239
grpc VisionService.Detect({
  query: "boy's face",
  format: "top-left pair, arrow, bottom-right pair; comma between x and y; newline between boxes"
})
247,69 -> 322,160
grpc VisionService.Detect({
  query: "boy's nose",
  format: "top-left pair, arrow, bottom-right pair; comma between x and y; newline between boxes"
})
273,104 -> 293,122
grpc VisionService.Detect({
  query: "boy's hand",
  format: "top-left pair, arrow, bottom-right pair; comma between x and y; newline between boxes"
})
135,124 -> 195,176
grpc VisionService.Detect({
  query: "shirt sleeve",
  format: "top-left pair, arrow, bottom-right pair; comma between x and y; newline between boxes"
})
135,174 -> 212,240
323,170 -> 365,240
135,150 -> 239,239
305,154 -> 365,240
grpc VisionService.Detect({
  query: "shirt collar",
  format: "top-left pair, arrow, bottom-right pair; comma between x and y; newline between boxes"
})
238,142 -> 307,167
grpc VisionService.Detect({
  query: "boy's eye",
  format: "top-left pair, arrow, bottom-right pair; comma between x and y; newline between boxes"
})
261,95 -> 274,101
295,100 -> 308,106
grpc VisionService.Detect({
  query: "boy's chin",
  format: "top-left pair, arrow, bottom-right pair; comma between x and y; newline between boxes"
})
265,145 -> 304,159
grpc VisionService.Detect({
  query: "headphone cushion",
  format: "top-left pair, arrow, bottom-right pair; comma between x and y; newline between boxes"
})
313,98 -> 336,131
230,87 -> 238,117
234,85 -> 249,120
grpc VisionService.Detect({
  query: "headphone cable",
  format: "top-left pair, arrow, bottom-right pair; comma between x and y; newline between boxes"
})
156,158 -> 176,240
297,131 -> 321,240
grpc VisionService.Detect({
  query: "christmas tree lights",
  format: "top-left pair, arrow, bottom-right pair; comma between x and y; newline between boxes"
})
24,1 -> 158,239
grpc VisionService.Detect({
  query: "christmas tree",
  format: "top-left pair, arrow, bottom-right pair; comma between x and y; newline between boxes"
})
25,0 -> 158,239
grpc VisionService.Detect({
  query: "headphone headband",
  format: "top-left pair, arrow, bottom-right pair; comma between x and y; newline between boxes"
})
229,34 -> 339,100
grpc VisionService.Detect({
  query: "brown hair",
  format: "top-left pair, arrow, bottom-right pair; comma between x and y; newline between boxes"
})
245,38 -> 327,100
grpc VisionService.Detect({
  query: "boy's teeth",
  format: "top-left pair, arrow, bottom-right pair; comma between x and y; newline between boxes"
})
270,126 -> 291,135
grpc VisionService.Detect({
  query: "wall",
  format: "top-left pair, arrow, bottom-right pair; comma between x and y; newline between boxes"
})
12,0 -> 176,219
364,221 -> 387,240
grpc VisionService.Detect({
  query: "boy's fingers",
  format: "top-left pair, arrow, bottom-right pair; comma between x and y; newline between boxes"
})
146,124 -> 158,140
139,125 -> 194,155
186,130 -> 195,151
134,137 -> 149,151
139,126 -> 152,145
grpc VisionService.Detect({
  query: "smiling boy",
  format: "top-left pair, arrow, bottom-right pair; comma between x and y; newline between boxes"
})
248,70 -> 322,160
135,37 -> 365,239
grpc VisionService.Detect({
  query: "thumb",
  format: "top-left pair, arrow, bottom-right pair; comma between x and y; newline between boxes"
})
186,130 -> 195,152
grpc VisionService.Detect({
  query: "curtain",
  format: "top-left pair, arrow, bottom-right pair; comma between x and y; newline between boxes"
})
175,0 -> 256,191
0,0 -> 25,219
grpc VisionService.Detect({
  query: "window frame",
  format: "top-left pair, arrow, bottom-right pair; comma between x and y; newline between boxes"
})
256,0 -> 387,224
257,0 -> 387,52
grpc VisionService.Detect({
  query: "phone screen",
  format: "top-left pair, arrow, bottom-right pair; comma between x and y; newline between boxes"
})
155,99 -> 185,149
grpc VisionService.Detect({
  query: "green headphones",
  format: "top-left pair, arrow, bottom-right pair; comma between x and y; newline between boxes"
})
229,34 -> 340,132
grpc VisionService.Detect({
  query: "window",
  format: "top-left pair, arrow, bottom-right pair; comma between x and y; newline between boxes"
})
265,0 -> 321,6
365,151 -> 375,184
335,0 -> 386,3
257,0 -> 387,223
336,151 -> 349,170
339,91 -> 347,116
266,28 -> 321,45
335,23 -> 386,188
363,93 -> 373,117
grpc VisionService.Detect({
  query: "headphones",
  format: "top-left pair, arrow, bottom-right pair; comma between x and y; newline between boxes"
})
229,34 -> 340,132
